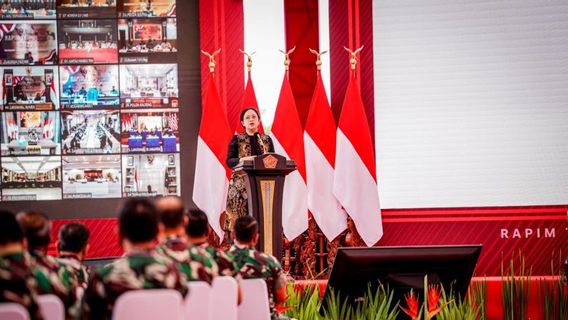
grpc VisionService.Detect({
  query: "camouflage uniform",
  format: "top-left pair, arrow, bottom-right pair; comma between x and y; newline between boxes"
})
57,255 -> 90,289
83,248 -> 188,320
156,236 -> 219,284
57,255 -> 91,318
29,250 -> 79,319
229,244 -> 288,320
0,251 -> 43,320
193,241 -> 238,277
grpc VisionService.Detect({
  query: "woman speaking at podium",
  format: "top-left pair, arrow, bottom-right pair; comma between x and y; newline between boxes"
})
225,107 -> 274,232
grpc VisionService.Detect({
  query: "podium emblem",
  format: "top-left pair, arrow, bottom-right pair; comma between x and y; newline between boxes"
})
262,155 -> 278,168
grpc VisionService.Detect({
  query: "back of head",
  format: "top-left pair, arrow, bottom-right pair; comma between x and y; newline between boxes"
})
0,210 -> 24,246
119,198 -> 159,243
186,209 -> 209,238
58,222 -> 90,254
234,215 -> 258,243
155,196 -> 184,229
16,210 -> 50,252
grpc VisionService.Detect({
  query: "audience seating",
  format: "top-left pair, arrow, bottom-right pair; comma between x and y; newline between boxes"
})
238,278 -> 271,320
37,295 -> 64,320
0,303 -> 29,320
209,276 -> 238,320
112,289 -> 184,320
185,281 -> 211,320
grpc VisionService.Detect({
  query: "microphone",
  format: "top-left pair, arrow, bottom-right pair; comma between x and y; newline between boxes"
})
255,132 -> 267,154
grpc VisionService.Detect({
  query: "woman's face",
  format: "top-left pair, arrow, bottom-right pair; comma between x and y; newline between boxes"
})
241,109 -> 260,132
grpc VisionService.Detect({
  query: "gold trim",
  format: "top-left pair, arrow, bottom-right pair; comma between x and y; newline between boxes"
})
259,180 -> 276,255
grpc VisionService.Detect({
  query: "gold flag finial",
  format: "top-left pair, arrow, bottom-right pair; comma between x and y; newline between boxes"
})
201,48 -> 222,73
279,46 -> 296,71
239,49 -> 256,73
344,45 -> 364,70
309,48 -> 328,71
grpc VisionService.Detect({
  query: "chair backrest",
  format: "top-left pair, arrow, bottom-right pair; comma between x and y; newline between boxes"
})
0,303 -> 30,320
112,289 -> 184,320
237,278 -> 271,320
37,295 -> 64,320
209,276 -> 238,320
184,281 -> 211,320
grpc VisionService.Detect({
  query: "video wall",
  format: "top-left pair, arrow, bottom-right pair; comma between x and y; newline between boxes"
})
1,0 -> 180,201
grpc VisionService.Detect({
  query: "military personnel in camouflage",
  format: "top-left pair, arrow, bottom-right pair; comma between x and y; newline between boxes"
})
0,210 -> 43,320
57,222 -> 91,317
154,196 -> 220,284
229,216 -> 289,320
186,208 -> 238,277
83,198 -> 188,320
17,211 -> 79,319
57,222 -> 91,288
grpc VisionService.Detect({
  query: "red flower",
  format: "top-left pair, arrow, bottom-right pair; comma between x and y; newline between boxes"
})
427,284 -> 443,318
400,290 -> 420,319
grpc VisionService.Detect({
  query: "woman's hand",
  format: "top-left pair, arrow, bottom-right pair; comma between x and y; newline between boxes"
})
239,156 -> 255,163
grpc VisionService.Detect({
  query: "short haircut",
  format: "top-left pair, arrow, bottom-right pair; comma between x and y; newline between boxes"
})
119,198 -> 159,243
16,211 -> 51,250
58,222 -> 90,254
240,107 -> 260,122
0,210 -> 24,245
234,215 -> 258,243
156,196 -> 185,229
186,209 -> 209,237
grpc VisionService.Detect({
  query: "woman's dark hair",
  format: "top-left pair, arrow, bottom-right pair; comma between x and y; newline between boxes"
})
240,107 -> 260,122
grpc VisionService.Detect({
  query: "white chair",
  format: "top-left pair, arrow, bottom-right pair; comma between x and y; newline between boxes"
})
112,289 -> 184,320
37,295 -> 64,320
184,281 -> 211,320
209,276 -> 238,320
238,278 -> 271,320
0,303 -> 29,320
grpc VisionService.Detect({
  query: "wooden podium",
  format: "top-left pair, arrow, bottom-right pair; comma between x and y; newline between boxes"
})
232,153 -> 296,259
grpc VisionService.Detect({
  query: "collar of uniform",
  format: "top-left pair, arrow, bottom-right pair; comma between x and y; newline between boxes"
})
0,251 -> 26,259
232,243 -> 255,250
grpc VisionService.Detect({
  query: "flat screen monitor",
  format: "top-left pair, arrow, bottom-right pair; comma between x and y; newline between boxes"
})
325,245 -> 482,314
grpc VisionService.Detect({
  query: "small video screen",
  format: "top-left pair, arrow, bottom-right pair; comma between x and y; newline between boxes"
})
119,0 -> 175,18
1,111 -> 61,156
122,153 -> 180,197
1,0 -> 56,19
59,65 -> 120,108
117,18 -> 177,63
61,110 -> 120,154
120,108 -> 178,153
119,64 -> 178,108
58,19 -> 118,64
1,66 -> 59,111
1,156 -> 62,201
62,154 -> 121,199
57,0 -> 117,19
0,21 -> 58,65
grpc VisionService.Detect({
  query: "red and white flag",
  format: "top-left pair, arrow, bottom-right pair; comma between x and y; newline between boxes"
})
193,75 -> 233,239
333,70 -> 383,246
270,74 -> 308,240
235,72 -> 264,134
304,71 -> 347,241
50,79 -> 57,107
